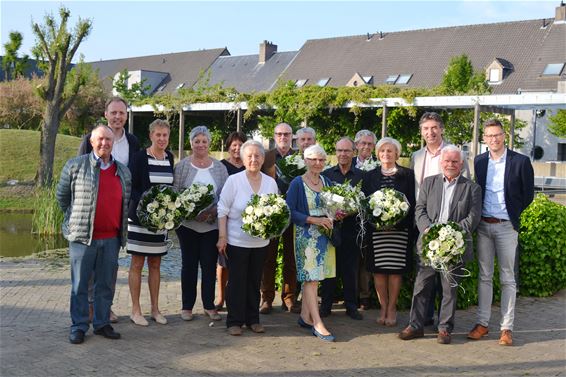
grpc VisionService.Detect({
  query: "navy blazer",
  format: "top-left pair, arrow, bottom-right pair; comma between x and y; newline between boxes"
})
474,149 -> 534,231
78,131 -> 141,163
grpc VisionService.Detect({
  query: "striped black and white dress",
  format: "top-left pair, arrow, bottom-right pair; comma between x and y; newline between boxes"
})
127,154 -> 174,256
366,174 -> 410,274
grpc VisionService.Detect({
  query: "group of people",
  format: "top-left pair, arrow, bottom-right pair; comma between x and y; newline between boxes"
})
57,97 -> 534,346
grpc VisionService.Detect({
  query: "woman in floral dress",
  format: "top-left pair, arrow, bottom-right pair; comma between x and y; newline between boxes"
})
286,145 -> 336,342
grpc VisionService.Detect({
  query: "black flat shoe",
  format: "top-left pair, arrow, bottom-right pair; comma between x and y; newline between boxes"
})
93,325 -> 121,340
346,310 -> 363,320
69,329 -> 85,344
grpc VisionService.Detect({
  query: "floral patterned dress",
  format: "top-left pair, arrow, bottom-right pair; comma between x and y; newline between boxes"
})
295,182 -> 336,282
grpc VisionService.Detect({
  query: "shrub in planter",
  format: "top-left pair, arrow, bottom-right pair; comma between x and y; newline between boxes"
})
519,194 -> 566,297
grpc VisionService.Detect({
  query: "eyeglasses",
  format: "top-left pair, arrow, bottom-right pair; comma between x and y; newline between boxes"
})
306,158 -> 326,163
484,133 -> 504,139
274,132 -> 292,137
357,142 -> 374,147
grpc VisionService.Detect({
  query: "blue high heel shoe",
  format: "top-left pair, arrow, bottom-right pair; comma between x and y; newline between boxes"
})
298,316 -> 313,330
312,327 -> 335,342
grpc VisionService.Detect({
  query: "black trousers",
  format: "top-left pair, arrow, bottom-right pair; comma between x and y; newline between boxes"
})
176,226 -> 218,311
320,223 -> 360,313
226,244 -> 268,328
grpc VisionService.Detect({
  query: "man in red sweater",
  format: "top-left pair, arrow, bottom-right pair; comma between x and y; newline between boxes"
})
57,125 -> 131,344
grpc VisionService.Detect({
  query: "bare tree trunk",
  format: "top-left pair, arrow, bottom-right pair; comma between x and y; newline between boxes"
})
36,103 -> 60,187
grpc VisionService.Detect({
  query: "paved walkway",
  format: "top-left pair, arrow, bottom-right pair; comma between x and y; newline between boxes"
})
1,259 -> 565,377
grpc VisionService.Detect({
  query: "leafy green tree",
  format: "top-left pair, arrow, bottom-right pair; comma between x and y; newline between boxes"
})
440,54 -> 490,95
2,31 -> 29,80
547,109 -> 566,138
0,77 -> 43,129
112,69 -> 151,105
32,6 -> 92,187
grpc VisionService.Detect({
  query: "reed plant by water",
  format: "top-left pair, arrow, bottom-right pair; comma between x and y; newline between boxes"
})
32,183 -> 63,235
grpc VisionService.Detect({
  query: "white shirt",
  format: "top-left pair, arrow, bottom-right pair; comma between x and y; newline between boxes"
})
112,130 -> 130,166
217,171 -> 278,248
439,175 -> 459,223
183,165 -> 219,233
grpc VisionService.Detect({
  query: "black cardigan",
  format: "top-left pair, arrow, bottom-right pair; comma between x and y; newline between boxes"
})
127,149 -> 175,221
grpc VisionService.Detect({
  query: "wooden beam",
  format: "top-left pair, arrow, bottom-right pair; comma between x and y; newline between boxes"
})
236,108 -> 242,132
472,102 -> 481,158
128,108 -> 134,134
178,110 -> 185,160
381,105 -> 388,138
509,112 -> 515,150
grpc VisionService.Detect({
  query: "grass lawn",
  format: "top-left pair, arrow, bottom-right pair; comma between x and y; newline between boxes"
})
0,129 -> 81,210
0,129 -> 81,183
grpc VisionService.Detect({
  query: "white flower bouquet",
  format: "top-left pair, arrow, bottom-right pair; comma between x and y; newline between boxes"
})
357,158 -> 380,172
320,181 -> 365,220
136,185 -> 184,232
421,221 -> 466,271
366,188 -> 410,230
276,153 -> 306,184
241,193 -> 290,239
178,183 -> 215,221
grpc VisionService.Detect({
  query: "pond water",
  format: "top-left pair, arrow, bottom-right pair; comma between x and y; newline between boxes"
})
0,212 -> 67,257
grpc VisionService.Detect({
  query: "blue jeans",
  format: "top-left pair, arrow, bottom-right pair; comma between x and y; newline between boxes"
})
477,221 -> 518,331
69,237 -> 120,333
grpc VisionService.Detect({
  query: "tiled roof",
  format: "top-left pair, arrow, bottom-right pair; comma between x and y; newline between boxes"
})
281,19 -> 566,94
207,51 -> 298,93
88,48 -> 229,94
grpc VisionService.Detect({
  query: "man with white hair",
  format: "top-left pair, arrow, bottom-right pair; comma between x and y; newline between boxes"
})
296,127 -> 316,153
399,145 -> 481,345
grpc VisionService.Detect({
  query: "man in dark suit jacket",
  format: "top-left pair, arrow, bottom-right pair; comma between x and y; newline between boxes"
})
399,145 -> 481,345
467,119 -> 534,347
78,97 -> 141,167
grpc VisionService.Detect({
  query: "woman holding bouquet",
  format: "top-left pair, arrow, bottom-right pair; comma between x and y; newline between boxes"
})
362,137 -> 415,327
215,131 -> 247,311
216,140 -> 278,336
286,145 -> 336,342
174,126 -> 229,322
127,119 -> 175,326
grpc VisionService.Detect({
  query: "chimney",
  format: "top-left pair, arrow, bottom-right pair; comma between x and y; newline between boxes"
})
556,1 -> 566,23
259,40 -> 277,63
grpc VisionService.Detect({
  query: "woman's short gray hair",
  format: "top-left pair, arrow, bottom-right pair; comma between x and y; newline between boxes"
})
440,144 -> 464,161
149,119 -> 170,133
240,140 -> 265,159
189,125 -> 211,145
376,137 -> 402,158
304,144 -> 327,159
296,127 -> 316,138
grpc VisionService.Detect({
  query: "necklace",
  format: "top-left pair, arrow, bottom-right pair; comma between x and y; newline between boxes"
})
305,174 -> 322,187
148,147 -> 166,160
193,157 -> 210,167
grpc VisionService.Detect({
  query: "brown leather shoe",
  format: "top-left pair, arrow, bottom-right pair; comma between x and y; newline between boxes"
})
468,324 -> 489,340
437,329 -> 451,344
398,326 -> 424,340
499,329 -> 513,346
228,326 -> 242,336
259,302 -> 272,314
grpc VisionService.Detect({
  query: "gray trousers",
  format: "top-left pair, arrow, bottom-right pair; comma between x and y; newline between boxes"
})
409,264 -> 462,333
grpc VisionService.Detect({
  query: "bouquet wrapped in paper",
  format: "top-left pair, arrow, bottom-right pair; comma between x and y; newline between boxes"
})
366,188 -> 409,230
357,158 -> 380,172
136,185 -> 184,232
320,181 -> 365,220
241,193 -> 291,239
178,183 -> 215,221
421,221 -> 469,286
276,153 -> 306,184
421,221 -> 466,270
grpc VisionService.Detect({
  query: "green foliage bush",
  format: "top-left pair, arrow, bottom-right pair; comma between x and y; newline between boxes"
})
519,194 -> 566,296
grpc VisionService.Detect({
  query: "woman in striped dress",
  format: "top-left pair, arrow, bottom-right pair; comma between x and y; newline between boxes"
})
362,137 -> 415,327
127,119 -> 175,326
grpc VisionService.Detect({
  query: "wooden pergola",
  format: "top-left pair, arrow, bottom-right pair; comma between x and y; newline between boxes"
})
130,92 -> 566,159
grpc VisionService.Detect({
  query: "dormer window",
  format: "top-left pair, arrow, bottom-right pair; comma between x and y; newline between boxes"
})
317,78 -> 330,87
385,75 -> 399,84
486,58 -> 513,84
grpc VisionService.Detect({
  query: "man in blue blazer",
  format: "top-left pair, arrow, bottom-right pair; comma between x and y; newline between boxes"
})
467,119 -> 534,346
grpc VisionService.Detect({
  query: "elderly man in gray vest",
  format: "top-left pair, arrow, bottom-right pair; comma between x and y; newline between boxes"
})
57,125 -> 131,344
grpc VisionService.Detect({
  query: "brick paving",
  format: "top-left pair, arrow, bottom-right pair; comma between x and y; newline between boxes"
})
1,259 -> 565,377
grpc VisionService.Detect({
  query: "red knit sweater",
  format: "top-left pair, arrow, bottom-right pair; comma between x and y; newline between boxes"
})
93,164 -> 123,240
